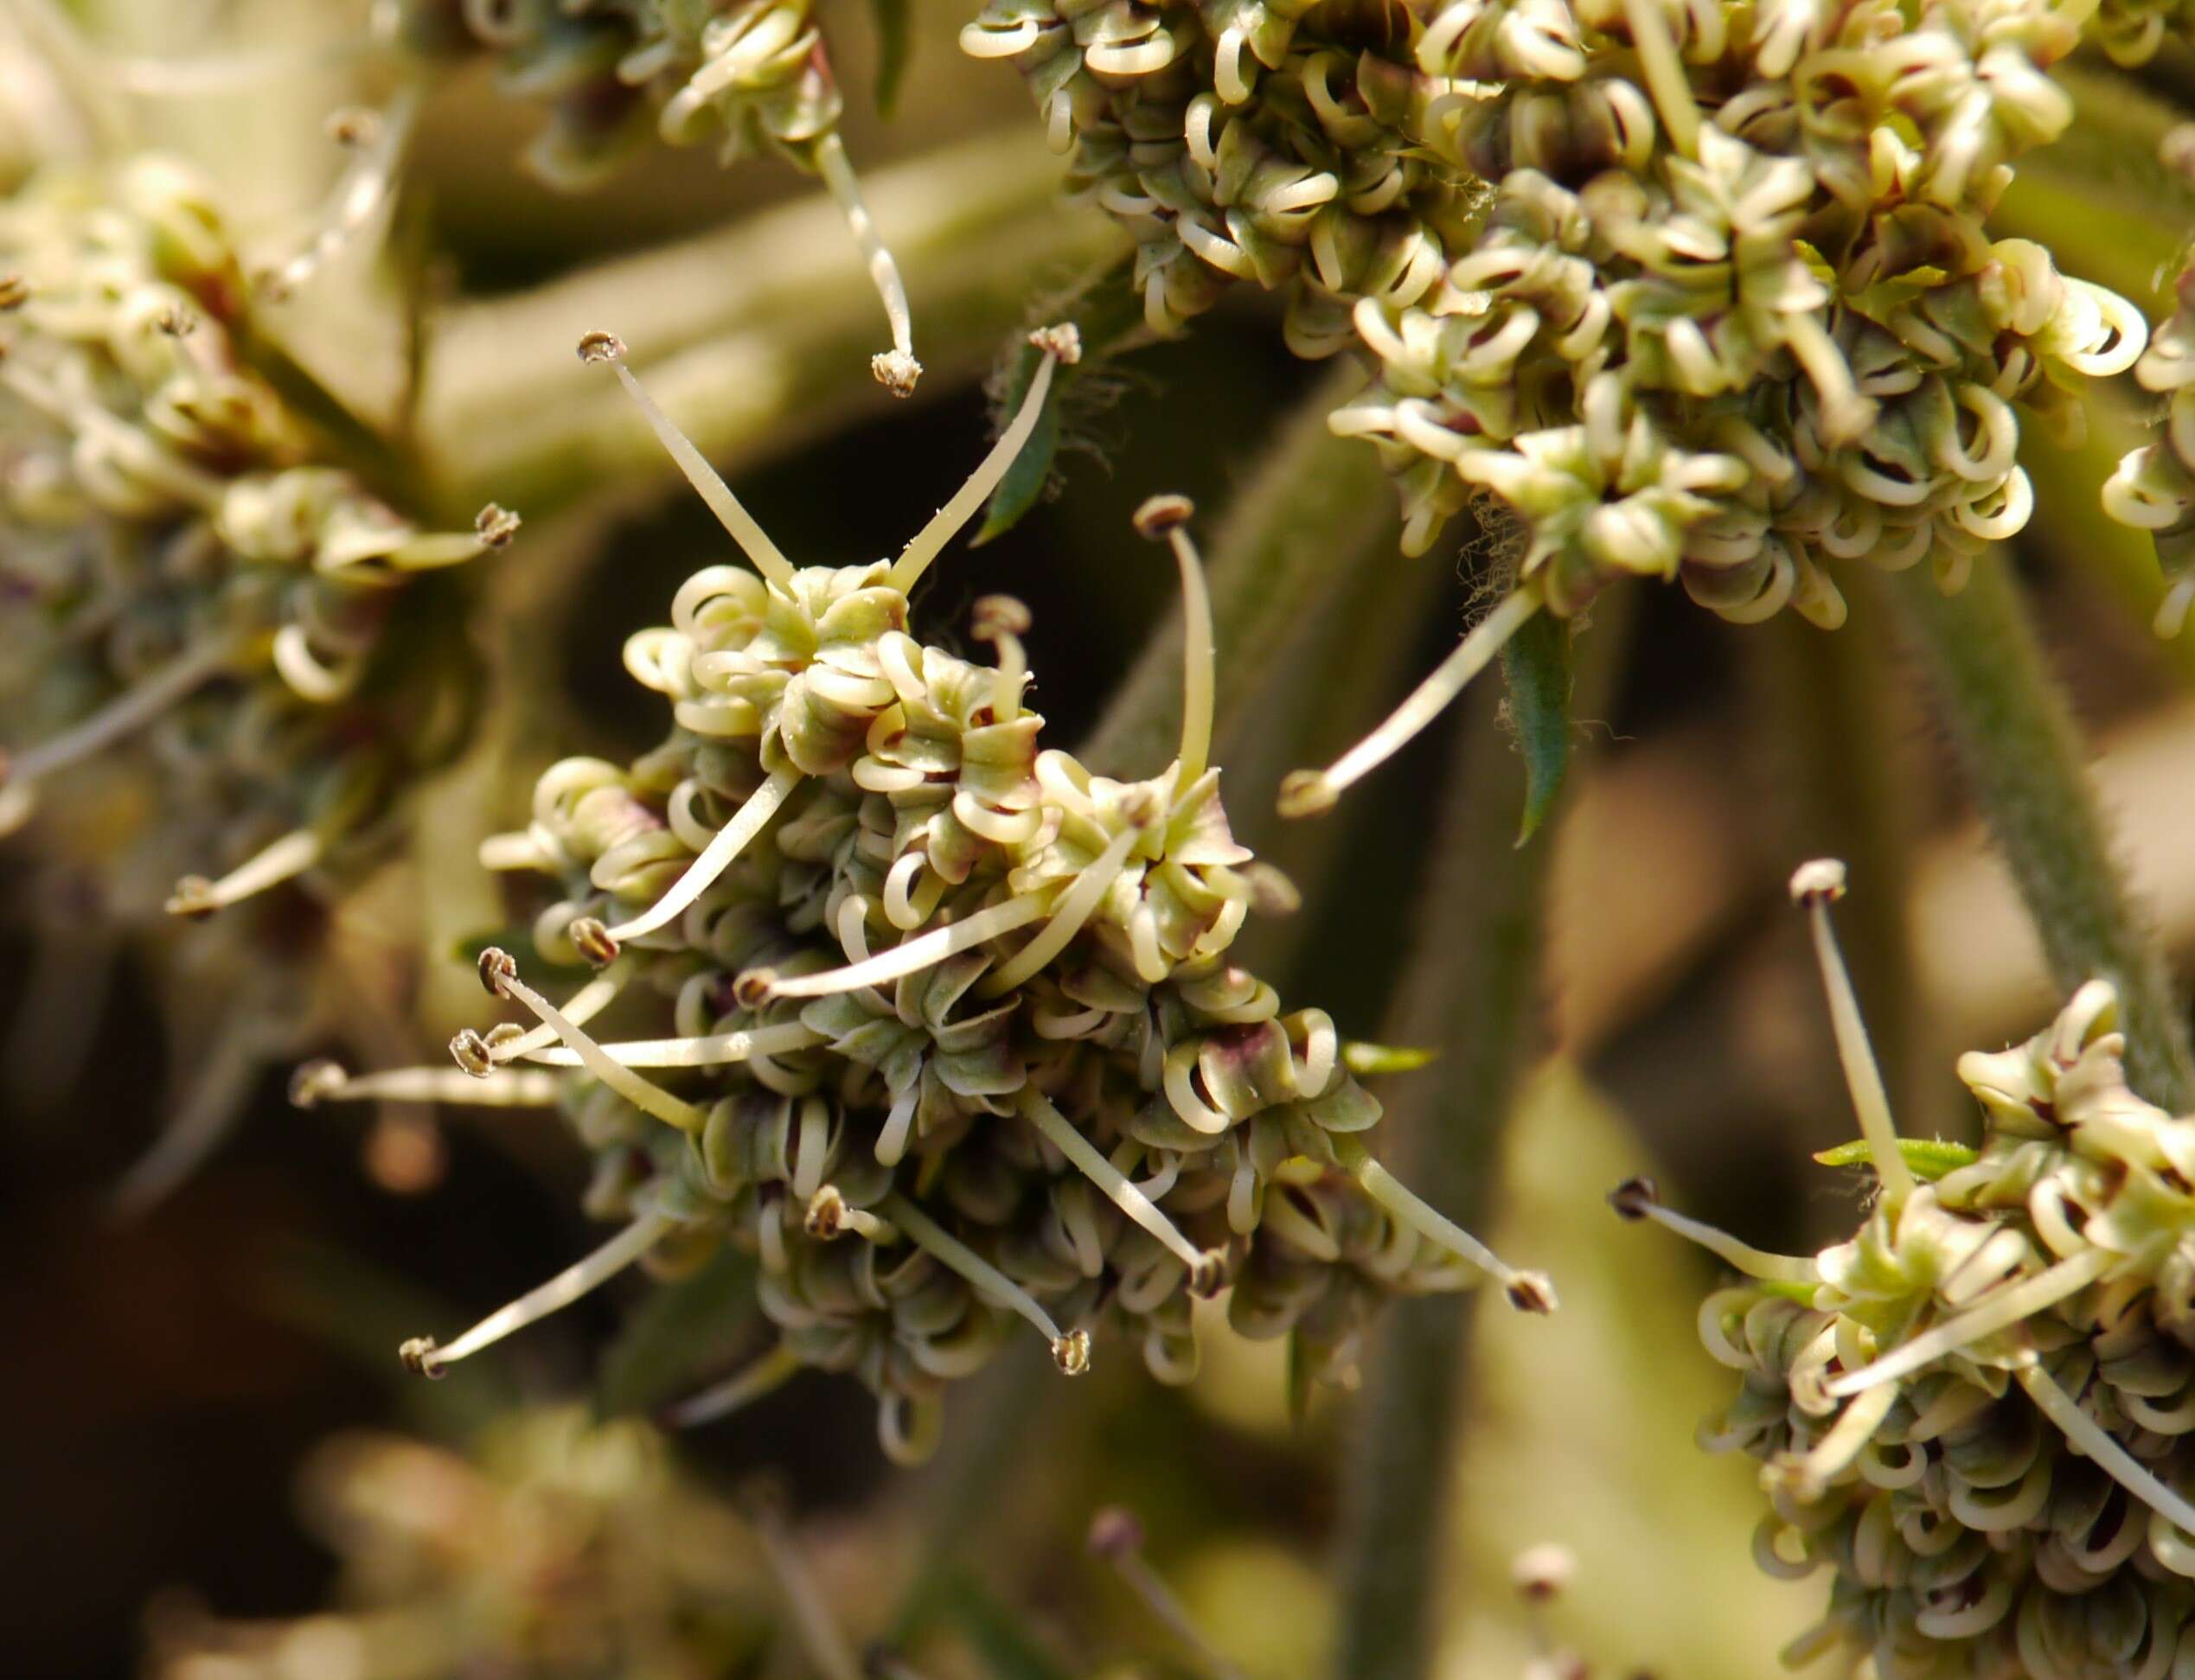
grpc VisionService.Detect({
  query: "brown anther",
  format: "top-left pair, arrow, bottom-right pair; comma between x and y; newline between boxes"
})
1512,1543 -> 1575,1602
1277,770 -> 1338,819
569,917 -> 619,967
476,947 -> 518,996
733,968 -> 777,1007
449,1028 -> 495,1078
1607,1177 -> 1660,1221
154,306 -> 197,338
474,503 -> 521,547
871,349 -> 922,398
1789,858 -> 1847,906
325,106 -> 382,148
1027,323 -> 1083,364
1131,493 -> 1194,539
1053,1328 -> 1092,1376
1506,1271 -> 1558,1314
288,1060 -> 346,1108
482,1023 -> 528,1052
398,1336 -> 445,1378
1087,1505 -> 1146,1559
971,594 -> 1033,639
163,875 -> 220,919
576,330 -> 627,365
0,275 -> 27,310
1187,1249 -> 1228,1300
804,1185 -> 848,1240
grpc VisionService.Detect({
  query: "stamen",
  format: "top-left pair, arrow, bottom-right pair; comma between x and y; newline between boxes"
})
1607,1177 -> 1819,1285
164,827 -> 323,918
526,1021 -> 823,1070
1331,1134 -> 1556,1312
811,132 -> 920,399
1278,585 -> 1542,817
1767,1381 -> 1900,1501
750,894 -> 1048,1001
469,949 -> 706,1133
1790,860 -> 1914,1210
977,819 -> 1149,996
665,1341 -> 803,1427
288,1059 -> 563,1109
1825,1247 -> 2117,1398
109,1022 -> 265,1217
257,93 -> 418,300
579,332 -> 797,591
1021,1089 -> 1225,1293
880,1191 -> 1091,1373
1088,1508 -> 1247,1680
3,635 -> 236,793
490,967 -> 627,1064
970,595 -> 1031,725
399,1204 -> 679,1377
1132,495 -> 1213,784
803,1185 -> 900,1243
886,324 -> 1081,593
2014,1356 -> 2195,1539
570,766 -> 800,961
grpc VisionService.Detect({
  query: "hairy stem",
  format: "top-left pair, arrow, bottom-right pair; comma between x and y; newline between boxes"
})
1081,364 -> 1391,778
1885,561 -> 2195,1109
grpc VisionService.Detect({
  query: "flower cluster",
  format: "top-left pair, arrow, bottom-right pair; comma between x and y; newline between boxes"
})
144,1409 -> 784,1679
387,0 -> 922,392
1621,859 -> 2195,1677
958,0 -> 1480,351
303,323 -> 1552,1464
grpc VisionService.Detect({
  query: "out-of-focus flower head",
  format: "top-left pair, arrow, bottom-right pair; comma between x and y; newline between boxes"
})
303,323 -> 1555,1465
1620,858 -> 2195,1677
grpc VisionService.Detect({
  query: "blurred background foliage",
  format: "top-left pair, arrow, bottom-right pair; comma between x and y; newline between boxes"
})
9,0 -> 2195,1676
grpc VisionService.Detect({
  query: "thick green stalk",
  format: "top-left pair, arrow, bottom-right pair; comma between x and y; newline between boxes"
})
1885,561 -> 2195,1109
418,131 -> 1122,520
1081,364 -> 1391,778
1330,680 -> 1562,1680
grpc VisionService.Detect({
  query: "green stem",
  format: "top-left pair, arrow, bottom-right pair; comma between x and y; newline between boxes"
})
1329,642 -> 1596,1677
417,131 -> 1123,521
1884,561 -> 2195,1109
1080,363 -> 1392,778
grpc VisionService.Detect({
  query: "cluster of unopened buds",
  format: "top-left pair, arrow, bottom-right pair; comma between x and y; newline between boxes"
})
1621,859 -> 2195,1677
298,320 -> 1554,1462
385,0 -> 922,393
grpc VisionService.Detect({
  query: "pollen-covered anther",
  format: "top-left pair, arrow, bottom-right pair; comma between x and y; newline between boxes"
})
163,875 -> 220,919
1132,494 -> 1195,539
1789,858 -> 1848,906
1507,1271 -> 1559,1314
1276,770 -> 1339,819
570,917 -> 620,967
288,1060 -> 347,1108
1053,1328 -> 1093,1375
449,1029 -> 496,1078
1608,1176 -> 1660,1221
1187,1249 -> 1229,1298
576,330 -> 627,365
475,503 -> 522,547
1027,323 -> 1082,364
1088,1505 -> 1147,1560
398,1336 -> 445,1378
872,349 -> 922,399
804,1185 -> 848,1239
734,968 -> 778,1007
154,306 -> 197,338
477,946 -> 519,997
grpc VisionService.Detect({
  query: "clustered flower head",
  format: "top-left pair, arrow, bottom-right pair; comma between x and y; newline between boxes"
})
144,1408 -> 783,1679
301,321 -> 1554,1464
386,0 -> 923,393
0,152 -> 514,926
1620,858 -> 2195,1678
958,0 -> 1481,351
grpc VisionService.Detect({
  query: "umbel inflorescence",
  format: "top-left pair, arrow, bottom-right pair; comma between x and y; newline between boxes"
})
1621,859 -> 2195,1677
385,0 -> 923,393
300,322 -> 1553,1463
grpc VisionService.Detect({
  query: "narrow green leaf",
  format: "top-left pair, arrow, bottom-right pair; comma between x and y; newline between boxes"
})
1341,1040 -> 1439,1076
868,0 -> 912,116
1812,1136 -> 1981,1179
1501,607 -> 1572,846
594,1241 -> 759,1419
973,253 -> 1145,546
